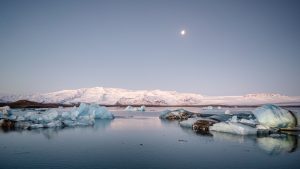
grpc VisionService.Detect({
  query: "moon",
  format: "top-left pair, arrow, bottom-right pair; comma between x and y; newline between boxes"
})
180,30 -> 186,36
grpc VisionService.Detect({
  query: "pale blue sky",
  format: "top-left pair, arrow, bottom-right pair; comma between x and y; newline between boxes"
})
0,0 -> 299,96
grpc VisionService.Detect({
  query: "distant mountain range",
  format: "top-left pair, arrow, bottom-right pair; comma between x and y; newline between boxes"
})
1,87 -> 300,106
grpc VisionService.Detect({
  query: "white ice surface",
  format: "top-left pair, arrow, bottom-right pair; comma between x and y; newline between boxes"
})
253,104 -> 296,128
210,122 -> 257,135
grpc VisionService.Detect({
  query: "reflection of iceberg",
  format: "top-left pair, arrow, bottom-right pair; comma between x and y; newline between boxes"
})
253,104 -> 297,128
93,119 -> 113,130
211,131 -> 255,143
257,135 -> 298,155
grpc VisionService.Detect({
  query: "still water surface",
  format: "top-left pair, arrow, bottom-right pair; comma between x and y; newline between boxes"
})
0,107 -> 299,169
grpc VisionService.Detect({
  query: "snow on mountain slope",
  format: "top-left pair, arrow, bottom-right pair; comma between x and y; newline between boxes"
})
0,87 -> 299,106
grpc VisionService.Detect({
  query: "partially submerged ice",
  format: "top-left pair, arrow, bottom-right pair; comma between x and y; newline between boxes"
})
210,122 -> 257,135
77,103 -> 114,119
179,117 -> 217,132
124,105 -> 146,112
0,103 -> 114,130
159,109 -> 194,120
179,118 -> 201,128
253,104 -> 297,128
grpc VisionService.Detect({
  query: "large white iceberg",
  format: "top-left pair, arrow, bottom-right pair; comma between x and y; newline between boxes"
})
253,104 -> 297,128
210,122 -> 257,135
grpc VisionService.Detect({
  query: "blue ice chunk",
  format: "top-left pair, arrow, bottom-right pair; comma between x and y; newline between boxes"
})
253,104 -> 297,128
77,103 -> 114,119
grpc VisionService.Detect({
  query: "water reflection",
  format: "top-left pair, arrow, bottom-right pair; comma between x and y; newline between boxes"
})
0,119 -> 113,139
211,131 -> 255,144
1,113 -> 300,156
210,131 -> 299,155
256,134 -> 298,155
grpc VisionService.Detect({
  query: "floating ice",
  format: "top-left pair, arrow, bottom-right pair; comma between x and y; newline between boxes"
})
0,103 -> 114,130
202,106 -> 213,110
253,104 -> 297,128
224,110 -> 232,115
208,114 -> 231,122
159,109 -> 194,120
230,116 -> 238,122
124,105 -> 146,112
227,115 -> 258,125
180,118 -> 201,128
0,106 -> 10,116
240,118 -> 257,125
210,122 -> 257,135
77,103 -> 114,119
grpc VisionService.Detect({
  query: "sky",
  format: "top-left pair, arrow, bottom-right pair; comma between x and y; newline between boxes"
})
0,0 -> 300,96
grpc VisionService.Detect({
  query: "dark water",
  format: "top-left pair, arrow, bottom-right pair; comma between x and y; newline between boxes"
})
0,109 -> 299,169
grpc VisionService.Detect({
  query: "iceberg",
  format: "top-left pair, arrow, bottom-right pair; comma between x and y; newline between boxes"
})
228,115 -> 258,126
159,109 -> 194,120
210,122 -> 257,135
0,106 -> 10,116
179,118 -> 200,128
0,103 -> 114,130
179,117 -> 217,131
202,106 -> 213,110
224,110 -> 232,115
207,114 -> 231,122
253,104 -> 297,128
124,105 -> 146,112
77,103 -> 114,119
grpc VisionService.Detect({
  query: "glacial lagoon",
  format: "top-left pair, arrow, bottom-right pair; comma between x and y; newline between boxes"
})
0,107 -> 299,169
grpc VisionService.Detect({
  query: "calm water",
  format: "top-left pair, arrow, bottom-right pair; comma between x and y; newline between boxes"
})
0,107 -> 299,169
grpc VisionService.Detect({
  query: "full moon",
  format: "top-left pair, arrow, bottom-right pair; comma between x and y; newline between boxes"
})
180,30 -> 186,36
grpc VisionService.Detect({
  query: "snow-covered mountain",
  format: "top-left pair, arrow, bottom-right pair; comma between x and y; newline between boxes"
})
1,87 -> 300,106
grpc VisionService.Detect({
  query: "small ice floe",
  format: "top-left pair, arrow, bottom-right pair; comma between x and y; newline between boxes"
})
210,122 -> 257,135
0,103 -> 114,130
124,105 -> 146,112
224,110 -> 232,115
159,109 -> 194,120
179,118 -> 201,128
253,104 -> 297,128
202,106 -> 213,110
0,106 -> 10,116
179,117 -> 217,132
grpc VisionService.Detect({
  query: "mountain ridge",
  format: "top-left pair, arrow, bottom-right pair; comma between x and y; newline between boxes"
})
1,87 -> 299,106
